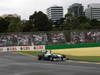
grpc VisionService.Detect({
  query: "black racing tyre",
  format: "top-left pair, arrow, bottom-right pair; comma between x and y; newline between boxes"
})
61,57 -> 64,61
50,57 -> 56,61
38,56 -> 42,60
66,58 -> 69,60
50,57 -> 53,61
61,57 -> 66,61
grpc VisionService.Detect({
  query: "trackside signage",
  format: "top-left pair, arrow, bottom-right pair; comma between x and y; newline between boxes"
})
0,45 -> 45,52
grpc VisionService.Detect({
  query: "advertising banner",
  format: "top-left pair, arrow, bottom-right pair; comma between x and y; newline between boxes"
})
0,45 -> 45,52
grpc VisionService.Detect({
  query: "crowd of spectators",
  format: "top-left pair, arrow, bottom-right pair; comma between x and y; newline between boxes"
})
71,30 -> 100,44
0,30 -> 100,47
32,33 -> 47,45
47,32 -> 66,45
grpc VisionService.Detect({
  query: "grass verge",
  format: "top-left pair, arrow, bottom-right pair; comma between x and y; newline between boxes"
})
67,56 -> 100,62
12,51 -> 42,55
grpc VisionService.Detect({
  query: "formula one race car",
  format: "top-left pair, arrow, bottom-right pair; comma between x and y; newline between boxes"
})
38,50 -> 69,61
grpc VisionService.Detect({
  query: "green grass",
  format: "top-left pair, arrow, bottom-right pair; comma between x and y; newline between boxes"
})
67,56 -> 100,62
12,51 -> 43,55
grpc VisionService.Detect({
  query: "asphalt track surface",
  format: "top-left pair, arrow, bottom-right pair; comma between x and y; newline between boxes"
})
0,52 -> 100,75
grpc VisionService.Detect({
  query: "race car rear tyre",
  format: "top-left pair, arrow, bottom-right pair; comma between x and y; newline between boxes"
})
38,56 -> 42,60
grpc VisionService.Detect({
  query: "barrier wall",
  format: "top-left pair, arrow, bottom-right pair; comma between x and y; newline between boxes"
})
45,43 -> 100,50
0,45 -> 45,52
0,43 -> 100,52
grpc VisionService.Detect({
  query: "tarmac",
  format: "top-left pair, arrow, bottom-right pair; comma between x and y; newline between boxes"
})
0,52 -> 100,75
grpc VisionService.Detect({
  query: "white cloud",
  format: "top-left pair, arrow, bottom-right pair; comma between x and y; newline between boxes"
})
0,0 -> 100,19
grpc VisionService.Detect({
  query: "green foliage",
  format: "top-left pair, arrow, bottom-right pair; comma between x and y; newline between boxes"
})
77,16 -> 90,23
63,17 -> 80,30
14,51 -> 42,55
90,19 -> 100,29
4,16 -> 21,32
0,17 -> 9,33
29,11 -> 52,31
65,13 -> 73,19
20,20 -> 35,32
0,12 -> 100,32
63,14 -> 98,30
79,22 -> 91,29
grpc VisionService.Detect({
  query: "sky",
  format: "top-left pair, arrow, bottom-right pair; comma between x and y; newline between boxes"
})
0,0 -> 99,20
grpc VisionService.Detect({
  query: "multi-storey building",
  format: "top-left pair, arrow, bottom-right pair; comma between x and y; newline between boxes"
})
68,3 -> 84,17
47,6 -> 63,22
85,3 -> 100,21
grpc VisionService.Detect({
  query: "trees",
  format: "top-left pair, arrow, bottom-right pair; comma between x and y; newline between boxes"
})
65,13 -> 73,20
21,20 -> 35,32
5,16 -> 21,32
89,19 -> 100,29
63,13 -> 92,30
77,16 -> 91,29
29,11 -> 52,31
0,17 -> 9,33
0,11 -> 53,32
77,16 -> 89,23
0,12 -> 100,33
64,15 -> 80,30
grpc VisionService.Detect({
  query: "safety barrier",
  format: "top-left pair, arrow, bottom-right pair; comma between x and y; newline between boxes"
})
0,43 -> 100,52
45,43 -> 100,50
0,45 -> 45,52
